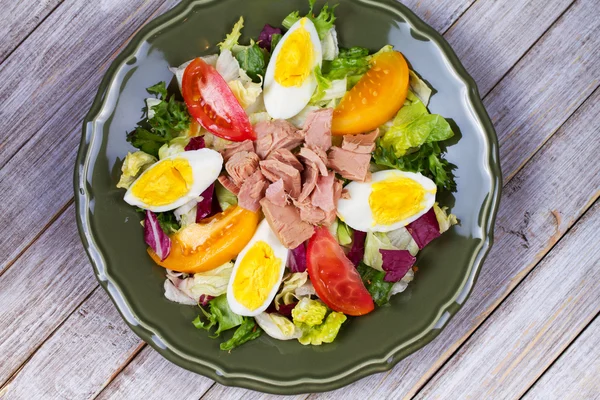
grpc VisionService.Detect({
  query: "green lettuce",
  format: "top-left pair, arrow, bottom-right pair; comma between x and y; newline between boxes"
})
156,211 -> 180,234
255,312 -> 302,340
116,151 -> 156,189
219,317 -> 262,351
215,180 -> 238,211
336,221 -> 353,246
363,232 -> 396,271
275,272 -> 309,309
409,70 -> 432,106
356,262 -> 394,307
193,294 -> 243,337
291,297 -> 327,327
183,262 -> 234,298
433,203 -> 459,233
282,0 -> 336,40
218,16 -> 244,52
297,312 -> 347,345
322,46 -> 370,83
158,136 -> 189,160
235,43 -> 266,83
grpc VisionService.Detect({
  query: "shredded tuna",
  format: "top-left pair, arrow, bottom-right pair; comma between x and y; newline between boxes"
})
298,161 -> 319,202
341,188 -> 351,199
260,159 -> 302,199
221,139 -> 255,162
328,147 -> 372,182
294,198 -> 327,225
260,198 -> 315,248
218,175 -> 240,195
238,170 -> 268,212
341,128 -> 379,154
225,151 -> 260,187
265,179 -> 288,207
254,119 -> 304,158
303,108 -> 333,152
299,146 -> 328,176
268,148 -> 304,172
311,175 -> 336,212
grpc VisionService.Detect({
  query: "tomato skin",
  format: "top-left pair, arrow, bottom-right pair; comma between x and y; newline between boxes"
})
148,206 -> 259,273
332,51 -> 409,135
307,227 -> 375,316
182,57 -> 255,141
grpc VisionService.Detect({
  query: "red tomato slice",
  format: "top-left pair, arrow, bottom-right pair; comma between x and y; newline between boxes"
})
182,57 -> 255,142
307,227 -> 375,316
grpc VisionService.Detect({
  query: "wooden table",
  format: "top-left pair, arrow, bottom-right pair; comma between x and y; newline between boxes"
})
1,0 -> 599,398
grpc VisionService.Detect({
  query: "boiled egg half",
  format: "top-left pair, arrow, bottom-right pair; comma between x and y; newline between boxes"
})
124,149 -> 222,212
227,220 -> 289,316
337,170 -> 437,232
263,17 -> 322,119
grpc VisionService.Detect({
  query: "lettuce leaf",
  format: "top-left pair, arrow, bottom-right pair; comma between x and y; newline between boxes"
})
275,272 -> 309,309
257,24 -> 282,52
322,46 -> 370,82
219,317 -> 262,351
218,16 -> 244,52
363,231 -> 396,271
255,312 -> 302,340
215,180 -> 238,211
158,136 -> 189,160
409,70 -> 432,106
380,249 -> 416,282
347,229 -> 367,266
433,203 -> 459,233
235,43 -> 266,83
116,151 -> 156,189
356,262 -> 393,307
291,297 -> 328,327
192,294 -> 244,337
282,0 -> 336,40
156,211 -> 180,234
288,243 -> 307,273
406,208 -> 441,249
144,210 -> 171,261
336,221 -> 353,246
297,311 -> 346,345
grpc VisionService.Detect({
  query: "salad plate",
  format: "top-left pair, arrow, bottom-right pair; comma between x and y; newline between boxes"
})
75,0 -> 501,394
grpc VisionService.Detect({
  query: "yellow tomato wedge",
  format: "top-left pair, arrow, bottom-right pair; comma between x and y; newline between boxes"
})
332,51 -> 409,135
148,206 -> 259,273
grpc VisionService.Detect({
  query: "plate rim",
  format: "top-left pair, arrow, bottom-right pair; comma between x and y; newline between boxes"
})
74,0 -> 502,394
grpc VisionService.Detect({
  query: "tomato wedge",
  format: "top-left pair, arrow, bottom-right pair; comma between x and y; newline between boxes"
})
182,57 -> 255,141
148,205 -> 259,273
307,227 -> 374,316
332,51 -> 409,135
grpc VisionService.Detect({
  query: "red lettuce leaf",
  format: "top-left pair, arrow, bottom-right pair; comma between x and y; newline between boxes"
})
348,230 -> 367,266
266,302 -> 297,317
288,243 -> 307,273
144,210 -> 171,261
198,294 -> 214,306
380,249 -> 416,282
406,208 -> 440,249
258,24 -> 282,52
185,136 -> 205,151
196,183 -> 220,221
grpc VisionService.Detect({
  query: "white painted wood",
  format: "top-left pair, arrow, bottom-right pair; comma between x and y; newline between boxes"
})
309,87 -> 600,400
524,316 -> 600,400
202,385 -> 307,400
415,201 -> 600,399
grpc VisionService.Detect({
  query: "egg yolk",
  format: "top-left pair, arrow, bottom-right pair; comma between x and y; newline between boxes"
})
232,241 -> 281,311
131,158 -> 193,206
369,176 -> 428,225
275,18 -> 314,87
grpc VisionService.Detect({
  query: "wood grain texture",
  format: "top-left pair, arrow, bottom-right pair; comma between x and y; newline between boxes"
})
485,0 -> 600,180
95,346 -> 214,400
524,316 -> 600,400
415,200 -> 600,399
400,0 -> 474,33
0,0 -> 63,64
0,289 -> 143,400
0,0 -> 180,274
309,86 -> 600,400
202,385 -> 307,400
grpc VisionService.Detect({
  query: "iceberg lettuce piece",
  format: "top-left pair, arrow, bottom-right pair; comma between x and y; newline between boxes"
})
275,272 -> 309,309
409,70 -> 432,106
433,203 -> 459,233
158,136 -> 190,160
363,231 -> 396,271
255,312 -> 302,340
321,27 -> 339,61
116,151 -> 156,189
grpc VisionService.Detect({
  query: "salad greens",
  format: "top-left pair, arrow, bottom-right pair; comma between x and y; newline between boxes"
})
220,318 -> 262,351
356,262 -> 394,307
116,151 -> 156,189
282,0 -> 336,40
193,294 -> 244,336
156,211 -> 180,235
297,311 -> 346,345
291,298 -> 328,326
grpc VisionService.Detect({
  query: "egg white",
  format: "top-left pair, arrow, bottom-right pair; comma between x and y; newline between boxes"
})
263,18 -> 322,119
227,220 -> 289,317
337,170 -> 437,233
123,148 -> 223,212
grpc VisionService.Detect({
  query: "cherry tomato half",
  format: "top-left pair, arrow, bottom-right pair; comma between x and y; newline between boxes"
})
307,227 -> 375,316
332,51 -> 409,135
182,57 -> 255,141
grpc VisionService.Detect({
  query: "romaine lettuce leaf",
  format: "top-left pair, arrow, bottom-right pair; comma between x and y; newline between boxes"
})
336,221 -> 353,246
297,311 -> 346,345
235,43 -> 266,83
291,297 -> 328,327
193,294 -> 243,337
409,70 -> 432,106
219,317 -> 262,351
356,262 -> 393,307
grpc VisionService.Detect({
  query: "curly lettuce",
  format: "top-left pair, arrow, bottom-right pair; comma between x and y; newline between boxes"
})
297,312 -> 347,345
291,298 -> 328,326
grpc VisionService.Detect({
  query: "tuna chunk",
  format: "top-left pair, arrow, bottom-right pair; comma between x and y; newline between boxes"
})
260,198 -> 315,248
218,175 -> 240,195
254,119 -> 304,158
298,161 -> 319,202
328,147 -> 372,182
265,179 -> 288,207
341,128 -> 379,154
267,148 -> 304,172
299,146 -> 328,176
221,139 -> 255,162
303,108 -> 333,152
260,159 -> 301,199
311,175 -> 336,212
238,170 -> 268,212
294,198 -> 327,225
225,151 -> 260,187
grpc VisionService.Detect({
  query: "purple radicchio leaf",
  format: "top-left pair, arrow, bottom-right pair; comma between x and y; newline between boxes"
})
266,302 -> 297,317
258,24 -> 282,52
406,208 -> 440,249
380,249 -> 416,282
185,136 -> 205,151
347,230 -> 367,266
196,183 -> 221,222
288,242 -> 307,273
198,294 -> 214,307
144,210 -> 171,261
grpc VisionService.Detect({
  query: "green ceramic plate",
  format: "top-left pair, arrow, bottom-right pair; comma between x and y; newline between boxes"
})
75,0 -> 501,394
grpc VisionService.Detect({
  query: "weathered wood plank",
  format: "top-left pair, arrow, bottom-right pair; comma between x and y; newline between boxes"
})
202,385 -> 307,400
415,201 -> 600,399
485,0 -> 600,180
95,346 -> 215,400
0,0 -> 180,274
523,316 -> 600,400
0,207 -> 97,386
400,0 -> 474,33
309,87 -> 600,399
0,289 -> 143,400
0,0 -> 63,64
